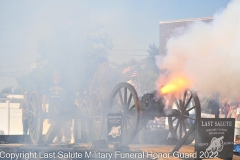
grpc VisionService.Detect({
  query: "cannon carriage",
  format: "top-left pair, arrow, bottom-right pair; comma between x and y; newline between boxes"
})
107,82 -> 201,145
27,82 -> 201,146
27,87 -> 110,145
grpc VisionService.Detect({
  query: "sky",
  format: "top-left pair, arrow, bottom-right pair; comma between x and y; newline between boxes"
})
0,0 -> 230,91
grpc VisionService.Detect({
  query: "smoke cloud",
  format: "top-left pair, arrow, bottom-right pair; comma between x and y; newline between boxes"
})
156,0 -> 240,99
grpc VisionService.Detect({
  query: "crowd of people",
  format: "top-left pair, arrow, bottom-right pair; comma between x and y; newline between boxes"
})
206,93 -> 240,120
206,94 -> 240,121
222,99 -> 240,120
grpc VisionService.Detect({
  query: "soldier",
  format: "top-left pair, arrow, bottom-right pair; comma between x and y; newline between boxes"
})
42,70 -> 74,143
89,57 -> 122,109
20,92 -> 30,136
88,57 -> 122,141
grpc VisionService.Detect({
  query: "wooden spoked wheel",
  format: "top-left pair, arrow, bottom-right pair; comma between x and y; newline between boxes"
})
87,91 -> 103,142
28,91 -> 43,145
108,82 -> 140,145
168,90 -> 201,144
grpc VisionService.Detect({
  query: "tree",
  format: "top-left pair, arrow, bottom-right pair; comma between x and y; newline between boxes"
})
112,44 -> 160,94
139,43 -> 159,93
18,28 -> 112,94
145,43 -> 159,73
17,67 -> 51,94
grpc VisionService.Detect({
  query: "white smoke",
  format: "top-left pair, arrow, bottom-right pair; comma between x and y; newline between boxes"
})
156,0 -> 240,99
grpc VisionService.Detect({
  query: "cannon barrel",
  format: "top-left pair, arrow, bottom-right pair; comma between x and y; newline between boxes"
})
139,90 -> 180,118
135,90 -> 181,137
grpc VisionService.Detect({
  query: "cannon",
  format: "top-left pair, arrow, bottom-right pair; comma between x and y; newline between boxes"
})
27,88 -> 109,145
27,82 -> 201,146
107,82 -> 201,145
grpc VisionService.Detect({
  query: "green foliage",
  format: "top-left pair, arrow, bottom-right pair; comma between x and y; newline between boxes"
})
17,17 -> 160,96
17,11 -> 114,93
144,44 -> 159,72
18,37 -> 111,94
139,68 -> 158,93
17,68 -> 51,93
111,43 -> 160,94
139,43 -> 159,93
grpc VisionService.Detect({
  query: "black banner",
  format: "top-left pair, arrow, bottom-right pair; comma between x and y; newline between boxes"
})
107,113 -> 122,144
196,118 -> 235,159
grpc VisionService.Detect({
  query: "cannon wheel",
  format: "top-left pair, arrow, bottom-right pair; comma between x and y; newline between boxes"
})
109,82 -> 140,145
168,90 -> 201,144
28,91 -> 43,145
87,91 -> 103,142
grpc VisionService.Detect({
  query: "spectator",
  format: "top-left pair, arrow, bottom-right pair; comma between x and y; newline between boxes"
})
227,101 -> 240,120
208,92 -> 220,118
221,98 -> 230,118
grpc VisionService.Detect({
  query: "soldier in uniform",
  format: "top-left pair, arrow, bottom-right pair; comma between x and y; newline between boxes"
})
42,70 -> 75,143
89,57 -> 122,109
20,92 -> 30,136
88,57 -> 122,141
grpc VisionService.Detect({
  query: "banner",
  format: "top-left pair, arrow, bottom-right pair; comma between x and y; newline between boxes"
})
196,118 -> 235,159
107,113 -> 122,144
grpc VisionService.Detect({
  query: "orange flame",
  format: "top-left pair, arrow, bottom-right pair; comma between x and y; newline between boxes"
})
160,75 -> 192,94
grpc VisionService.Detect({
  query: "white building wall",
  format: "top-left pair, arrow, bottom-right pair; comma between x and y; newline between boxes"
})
0,101 -> 9,134
0,100 -> 51,135
9,103 -> 22,134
